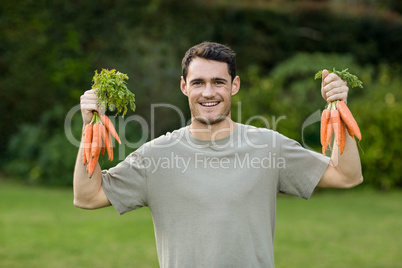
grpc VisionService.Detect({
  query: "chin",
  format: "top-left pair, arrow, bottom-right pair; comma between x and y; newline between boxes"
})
193,114 -> 229,125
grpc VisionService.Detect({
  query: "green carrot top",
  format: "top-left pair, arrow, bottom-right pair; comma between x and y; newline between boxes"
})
315,68 -> 363,89
91,68 -> 136,117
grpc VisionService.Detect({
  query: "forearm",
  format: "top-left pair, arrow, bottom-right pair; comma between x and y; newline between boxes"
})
73,130 -> 106,209
329,134 -> 363,187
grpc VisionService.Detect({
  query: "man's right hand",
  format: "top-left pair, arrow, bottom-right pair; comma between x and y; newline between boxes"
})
80,89 -> 105,125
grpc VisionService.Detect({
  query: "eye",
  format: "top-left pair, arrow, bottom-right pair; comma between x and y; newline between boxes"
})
191,81 -> 203,86
214,81 -> 225,85
194,81 -> 202,85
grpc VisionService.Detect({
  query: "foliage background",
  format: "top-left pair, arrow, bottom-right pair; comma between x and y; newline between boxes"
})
1,0 -> 401,189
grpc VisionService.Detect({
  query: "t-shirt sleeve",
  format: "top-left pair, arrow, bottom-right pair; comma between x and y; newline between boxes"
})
277,133 -> 330,199
102,148 -> 148,215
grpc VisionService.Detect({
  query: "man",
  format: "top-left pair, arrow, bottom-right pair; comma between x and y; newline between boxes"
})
74,41 -> 363,267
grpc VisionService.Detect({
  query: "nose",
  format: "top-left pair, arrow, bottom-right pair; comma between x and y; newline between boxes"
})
202,83 -> 215,98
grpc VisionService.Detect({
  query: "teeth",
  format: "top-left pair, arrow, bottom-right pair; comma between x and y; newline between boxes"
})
202,102 -> 218,106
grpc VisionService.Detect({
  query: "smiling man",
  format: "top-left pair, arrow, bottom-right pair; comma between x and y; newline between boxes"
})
74,41 -> 363,267
181,55 -> 240,140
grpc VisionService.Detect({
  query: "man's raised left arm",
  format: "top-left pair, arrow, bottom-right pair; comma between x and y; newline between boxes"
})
316,69 -> 363,189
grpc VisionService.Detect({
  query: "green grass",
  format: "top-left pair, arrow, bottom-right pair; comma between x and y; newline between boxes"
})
1,181 -> 401,268
275,189 -> 402,268
0,181 -> 158,268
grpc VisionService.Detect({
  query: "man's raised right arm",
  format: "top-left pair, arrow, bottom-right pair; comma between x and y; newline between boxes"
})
73,90 -> 111,209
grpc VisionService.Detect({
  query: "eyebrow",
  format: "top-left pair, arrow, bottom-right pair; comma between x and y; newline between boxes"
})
189,77 -> 228,84
211,77 -> 228,83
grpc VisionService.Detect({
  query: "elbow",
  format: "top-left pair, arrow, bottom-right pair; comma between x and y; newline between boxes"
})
356,175 -> 364,186
344,174 -> 364,189
73,198 -> 86,209
73,198 -> 95,210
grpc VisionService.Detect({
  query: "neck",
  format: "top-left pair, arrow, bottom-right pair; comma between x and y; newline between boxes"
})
188,117 -> 237,140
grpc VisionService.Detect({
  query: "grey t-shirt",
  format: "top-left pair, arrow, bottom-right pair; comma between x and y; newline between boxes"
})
102,123 -> 330,268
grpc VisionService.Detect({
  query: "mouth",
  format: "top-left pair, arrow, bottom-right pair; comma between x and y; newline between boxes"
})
200,101 -> 220,108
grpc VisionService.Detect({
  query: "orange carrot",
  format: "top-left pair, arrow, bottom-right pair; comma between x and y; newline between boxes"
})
320,109 -> 330,147
336,101 -> 361,140
345,124 -> 354,138
326,120 -> 333,150
91,123 -> 101,159
331,109 -> 341,148
105,129 -> 113,161
82,125 -> 88,165
100,124 -> 107,157
340,119 -> 346,154
87,123 -> 101,177
83,124 -> 93,165
100,115 -> 121,144
86,151 -> 100,177
82,145 -> 87,165
321,109 -> 330,155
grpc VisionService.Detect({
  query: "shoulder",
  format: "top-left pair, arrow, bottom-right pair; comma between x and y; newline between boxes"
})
235,123 -> 287,150
238,123 -> 281,139
129,127 -> 186,157
148,127 -> 187,147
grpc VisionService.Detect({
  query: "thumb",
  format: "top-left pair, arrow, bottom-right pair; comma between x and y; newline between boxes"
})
321,69 -> 330,101
322,69 -> 329,84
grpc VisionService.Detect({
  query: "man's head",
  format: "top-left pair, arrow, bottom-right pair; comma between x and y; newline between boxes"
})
180,42 -> 240,127
182,41 -> 236,82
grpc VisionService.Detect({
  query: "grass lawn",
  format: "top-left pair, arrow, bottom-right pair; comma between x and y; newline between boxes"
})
275,189 -> 402,268
1,180 -> 401,268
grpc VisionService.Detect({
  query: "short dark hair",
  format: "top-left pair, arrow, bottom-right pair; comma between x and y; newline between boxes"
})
182,41 -> 236,82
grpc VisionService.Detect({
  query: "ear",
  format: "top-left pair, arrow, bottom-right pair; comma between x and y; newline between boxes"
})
180,76 -> 188,96
231,76 -> 240,96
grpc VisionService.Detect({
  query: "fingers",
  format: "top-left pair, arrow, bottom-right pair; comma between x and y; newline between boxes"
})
322,69 -> 330,80
80,89 -> 105,125
321,69 -> 330,100
322,73 -> 349,103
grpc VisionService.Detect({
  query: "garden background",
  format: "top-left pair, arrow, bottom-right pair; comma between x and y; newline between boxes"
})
1,0 -> 401,267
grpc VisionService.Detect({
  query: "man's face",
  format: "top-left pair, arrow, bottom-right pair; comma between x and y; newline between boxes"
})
180,57 -> 240,126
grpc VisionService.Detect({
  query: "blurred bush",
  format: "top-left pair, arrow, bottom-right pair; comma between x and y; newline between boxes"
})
1,0 -> 401,187
234,53 -> 401,190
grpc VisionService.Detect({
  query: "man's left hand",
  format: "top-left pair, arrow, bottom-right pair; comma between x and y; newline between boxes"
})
321,69 -> 349,103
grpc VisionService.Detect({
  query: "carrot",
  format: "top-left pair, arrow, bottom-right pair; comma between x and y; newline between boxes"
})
83,124 -> 93,165
336,101 -> 361,140
100,115 -> 121,144
105,129 -> 113,162
331,109 -> 341,148
320,109 -> 330,147
91,123 -> 101,159
82,145 -> 87,165
340,119 -> 346,154
326,120 -> 333,150
345,124 -> 354,138
100,124 -> 107,157
86,150 -> 100,177
82,126 -> 87,165
321,109 -> 330,155
86,123 -> 101,177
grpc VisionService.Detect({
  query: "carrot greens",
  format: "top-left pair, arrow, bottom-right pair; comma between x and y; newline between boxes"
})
92,68 -> 135,117
315,68 -> 363,89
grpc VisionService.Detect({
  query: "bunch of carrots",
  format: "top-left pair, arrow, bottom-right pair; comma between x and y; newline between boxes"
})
320,100 -> 361,155
316,68 -> 362,156
83,112 -> 121,176
82,68 -> 135,177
